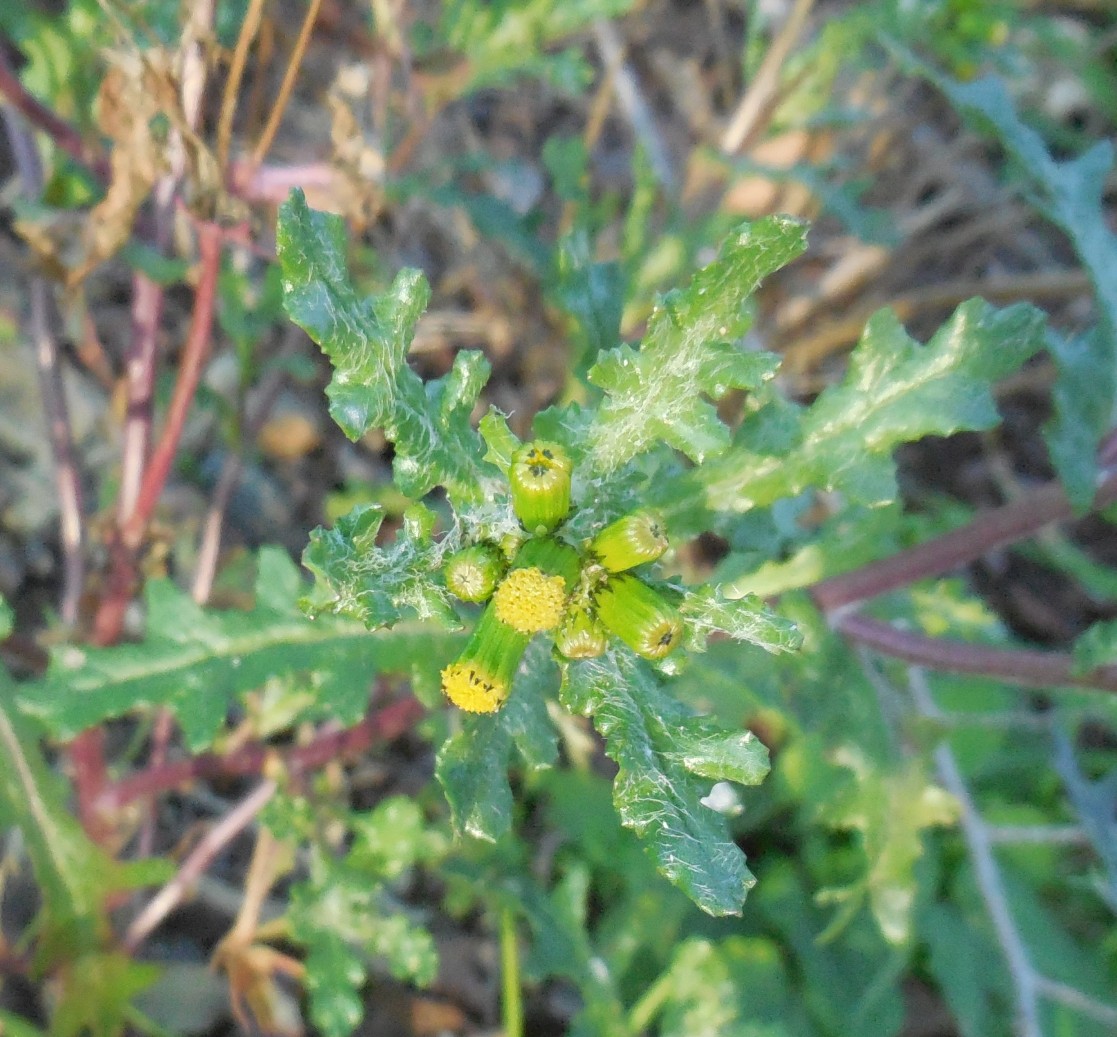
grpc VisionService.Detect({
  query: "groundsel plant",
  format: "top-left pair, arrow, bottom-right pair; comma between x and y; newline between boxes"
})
274,185 -> 1049,918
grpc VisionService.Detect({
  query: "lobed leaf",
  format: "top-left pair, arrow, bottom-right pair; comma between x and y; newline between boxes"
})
585,215 -> 807,474
277,189 -> 493,502
18,549 -> 461,751
650,936 -> 807,1037
301,503 -> 459,630
274,795 -> 442,1037
560,651 -> 769,916
683,299 -> 1045,523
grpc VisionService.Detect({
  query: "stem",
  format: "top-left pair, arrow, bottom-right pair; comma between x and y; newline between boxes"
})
95,696 -> 424,816
500,905 -> 524,1037
191,329 -> 294,605
0,44 -> 109,181
2,90 -> 86,629
124,221 -> 224,550
907,669 -> 1043,1037
812,470 -> 1117,614
93,221 -> 224,647
123,779 -> 277,952
833,613 -> 1117,694
249,0 -> 323,168
216,0 -> 267,172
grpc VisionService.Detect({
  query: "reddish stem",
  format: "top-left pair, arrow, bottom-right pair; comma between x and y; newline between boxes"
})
810,459 -> 1117,695
835,613 -> 1117,694
92,222 -> 224,646
0,46 -> 109,181
124,221 -> 224,550
70,726 -> 111,843
812,469 -> 1117,613
95,696 -> 425,817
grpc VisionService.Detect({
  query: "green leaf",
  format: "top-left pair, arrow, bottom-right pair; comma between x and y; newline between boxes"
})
754,861 -> 907,1034
1071,616 -> 1117,675
436,0 -> 637,93
0,697 -> 112,960
681,585 -> 802,654
50,952 -> 161,1037
552,228 -> 625,373
0,1010 -> 47,1037
559,652 -> 769,916
19,549 -> 461,750
585,216 -> 807,474
0,596 -> 12,638
818,750 -> 957,945
689,299 -> 1046,522
478,407 -> 521,475
277,188 -> 492,502
436,641 -> 559,842
920,902 -> 1009,1037
301,503 -> 459,630
902,61 -> 1117,510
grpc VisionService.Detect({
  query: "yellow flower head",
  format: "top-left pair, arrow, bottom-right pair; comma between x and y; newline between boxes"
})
441,603 -> 529,713
493,566 -> 568,633
441,660 -> 510,713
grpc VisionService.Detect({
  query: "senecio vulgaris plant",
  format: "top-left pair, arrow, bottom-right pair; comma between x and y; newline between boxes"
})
279,186 -> 809,917
276,177 -> 1051,924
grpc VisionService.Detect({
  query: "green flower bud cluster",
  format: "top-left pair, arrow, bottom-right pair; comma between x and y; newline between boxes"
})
441,440 -> 681,713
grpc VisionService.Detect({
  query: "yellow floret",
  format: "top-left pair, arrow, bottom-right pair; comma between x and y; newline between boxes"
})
493,566 -> 568,633
441,661 -> 509,713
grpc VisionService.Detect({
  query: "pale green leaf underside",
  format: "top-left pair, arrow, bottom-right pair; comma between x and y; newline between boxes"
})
277,188 -> 492,502
19,549 -> 461,751
560,652 -> 770,916
586,215 -> 808,474
686,299 -> 1045,520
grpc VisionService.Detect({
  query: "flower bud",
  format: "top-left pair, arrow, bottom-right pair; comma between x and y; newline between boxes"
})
493,537 -> 582,634
441,603 -> 530,713
590,510 -> 669,573
554,606 -> 608,659
593,574 -> 683,659
443,544 -> 506,602
509,441 -> 572,534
